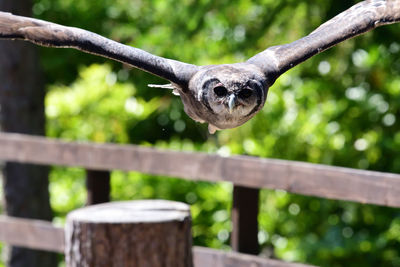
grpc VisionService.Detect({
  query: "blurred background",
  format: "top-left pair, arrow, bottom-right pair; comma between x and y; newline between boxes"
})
1,0 -> 400,266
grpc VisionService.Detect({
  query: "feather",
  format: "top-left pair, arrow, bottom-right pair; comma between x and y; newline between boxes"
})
148,84 -> 180,95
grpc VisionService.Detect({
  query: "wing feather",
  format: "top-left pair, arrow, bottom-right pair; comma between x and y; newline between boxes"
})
0,11 -> 198,86
248,0 -> 400,78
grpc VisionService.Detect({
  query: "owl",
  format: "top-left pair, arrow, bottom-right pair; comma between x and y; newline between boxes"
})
172,63 -> 270,134
0,0 -> 399,133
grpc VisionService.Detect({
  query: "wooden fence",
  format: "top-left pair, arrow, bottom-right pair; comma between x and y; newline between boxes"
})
1,132 -> 400,266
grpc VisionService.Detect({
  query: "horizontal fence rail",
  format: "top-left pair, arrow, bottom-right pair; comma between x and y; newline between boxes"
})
1,133 -> 400,207
0,216 -> 64,253
0,216 -> 315,267
193,247 -> 314,267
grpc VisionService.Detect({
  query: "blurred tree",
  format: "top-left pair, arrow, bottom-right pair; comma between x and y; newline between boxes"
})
0,0 -> 57,267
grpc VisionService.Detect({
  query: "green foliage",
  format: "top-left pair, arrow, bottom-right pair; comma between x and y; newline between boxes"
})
49,167 -> 87,224
111,171 -> 232,249
44,63 -> 233,249
1,0 -> 398,266
45,64 -> 159,143
0,246 -> 3,267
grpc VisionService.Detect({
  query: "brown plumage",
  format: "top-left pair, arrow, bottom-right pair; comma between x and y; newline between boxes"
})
0,0 -> 399,133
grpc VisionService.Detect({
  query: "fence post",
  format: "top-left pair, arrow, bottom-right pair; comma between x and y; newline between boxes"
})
231,185 -> 260,255
65,200 -> 193,267
85,170 -> 110,205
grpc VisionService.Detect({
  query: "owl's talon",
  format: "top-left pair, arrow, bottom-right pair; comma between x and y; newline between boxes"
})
208,124 -> 219,134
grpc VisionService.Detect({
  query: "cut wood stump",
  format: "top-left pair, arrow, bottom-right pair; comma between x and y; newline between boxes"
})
65,200 -> 192,267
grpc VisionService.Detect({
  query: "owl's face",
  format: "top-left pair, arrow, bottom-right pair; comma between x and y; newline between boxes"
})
183,63 -> 269,132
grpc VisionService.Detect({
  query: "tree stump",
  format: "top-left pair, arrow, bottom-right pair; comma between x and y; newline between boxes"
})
65,200 -> 192,267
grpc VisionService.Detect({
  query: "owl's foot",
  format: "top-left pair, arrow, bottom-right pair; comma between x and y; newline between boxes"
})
208,124 -> 220,134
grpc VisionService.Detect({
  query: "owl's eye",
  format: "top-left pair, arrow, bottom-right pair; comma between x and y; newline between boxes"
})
238,88 -> 252,99
214,86 -> 228,97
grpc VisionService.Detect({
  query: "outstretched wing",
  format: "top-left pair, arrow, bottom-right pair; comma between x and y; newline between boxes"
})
248,0 -> 400,78
0,12 -> 198,86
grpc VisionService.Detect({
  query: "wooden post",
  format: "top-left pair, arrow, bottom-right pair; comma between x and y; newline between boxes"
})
86,169 -> 110,205
231,185 -> 260,255
65,200 -> 193,267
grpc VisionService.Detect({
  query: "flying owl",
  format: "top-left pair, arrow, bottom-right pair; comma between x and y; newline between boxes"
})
0,0 -> 399,133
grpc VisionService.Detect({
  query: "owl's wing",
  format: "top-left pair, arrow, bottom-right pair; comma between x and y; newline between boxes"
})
0,12 -> 198,86
248,0 -> 400,80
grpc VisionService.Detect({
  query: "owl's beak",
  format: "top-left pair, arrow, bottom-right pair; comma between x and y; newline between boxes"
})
228,94 -> 236,114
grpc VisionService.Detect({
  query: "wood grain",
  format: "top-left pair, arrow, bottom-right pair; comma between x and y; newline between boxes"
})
65,200 -> 192,267
0,215 -> 64,253
193,247 -> 316,267
0,216 -> 315,266
1,133 -> 400,207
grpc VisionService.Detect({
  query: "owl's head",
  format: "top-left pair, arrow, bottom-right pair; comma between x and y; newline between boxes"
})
185,63 -> 269,133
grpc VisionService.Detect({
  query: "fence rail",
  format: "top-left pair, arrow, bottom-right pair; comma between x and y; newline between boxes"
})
2,132 -> 400,266
1,132 -> 400,207
0,216 -> 314,267
0,216 -> 64,253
